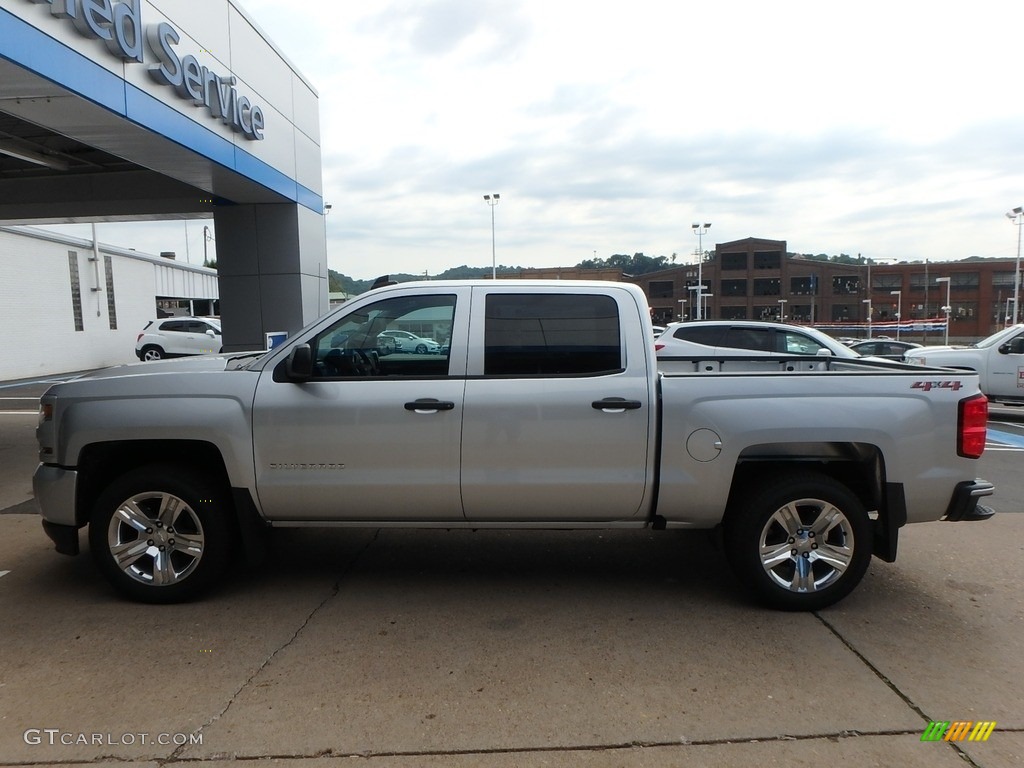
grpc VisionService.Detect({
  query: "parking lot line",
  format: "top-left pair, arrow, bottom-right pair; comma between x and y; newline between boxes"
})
987,428 -> 1024,449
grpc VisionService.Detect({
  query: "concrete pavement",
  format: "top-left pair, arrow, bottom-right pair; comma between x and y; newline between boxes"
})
0,511 -> 1021,767
1,376 -> 1021,766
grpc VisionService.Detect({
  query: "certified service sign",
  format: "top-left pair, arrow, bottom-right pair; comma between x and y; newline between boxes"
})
27,0 -> 267,141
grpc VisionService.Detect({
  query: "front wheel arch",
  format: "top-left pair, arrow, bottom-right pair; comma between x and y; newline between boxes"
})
723,472 -> 872,611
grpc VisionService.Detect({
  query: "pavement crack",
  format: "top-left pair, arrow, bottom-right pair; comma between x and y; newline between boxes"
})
166,529 -> 382,762
812,611 -> 985,768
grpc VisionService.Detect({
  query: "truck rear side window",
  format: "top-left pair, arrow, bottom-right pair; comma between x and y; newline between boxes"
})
484,294 -> 621,376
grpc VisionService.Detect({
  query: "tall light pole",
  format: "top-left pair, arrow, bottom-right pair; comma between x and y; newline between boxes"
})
890,290 -> 902,341
935,276 -> 951,344
692,222 -> 711,319
484,193 -> 500,279
1006,206 -> 1023,325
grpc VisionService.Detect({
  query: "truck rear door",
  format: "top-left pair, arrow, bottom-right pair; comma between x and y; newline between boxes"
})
460,287 -> 655,522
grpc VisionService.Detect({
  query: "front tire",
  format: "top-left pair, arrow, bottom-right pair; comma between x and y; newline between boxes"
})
724,473 -> 872,611
415,343 -> 427,354
88,464 -> 232,603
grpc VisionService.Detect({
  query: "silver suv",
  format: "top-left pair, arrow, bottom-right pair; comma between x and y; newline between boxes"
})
135,317 -> 222,361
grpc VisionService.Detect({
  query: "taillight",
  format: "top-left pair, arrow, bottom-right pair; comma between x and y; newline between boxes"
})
655,343 -> 665,351
957,394 -> 988,458
137,333 -> 144,342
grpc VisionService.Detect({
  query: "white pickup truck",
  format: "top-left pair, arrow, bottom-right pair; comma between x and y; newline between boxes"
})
33,281 -> 995,610
905,324 -> 1024,405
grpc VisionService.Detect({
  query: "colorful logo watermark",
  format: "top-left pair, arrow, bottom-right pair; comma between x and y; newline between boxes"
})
921,721 -> 996,742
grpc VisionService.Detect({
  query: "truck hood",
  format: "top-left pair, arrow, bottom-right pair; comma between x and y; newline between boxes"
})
72,353 -> 265,381
906,345 -> 975,358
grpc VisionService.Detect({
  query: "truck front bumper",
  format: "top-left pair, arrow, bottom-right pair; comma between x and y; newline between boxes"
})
32,464 -> 81,555
944,479 -> 996,522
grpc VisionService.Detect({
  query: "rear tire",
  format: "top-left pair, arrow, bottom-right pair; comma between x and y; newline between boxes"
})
141,345 -> 164,361
88,464 -> 232,603
724,473 -> 872,611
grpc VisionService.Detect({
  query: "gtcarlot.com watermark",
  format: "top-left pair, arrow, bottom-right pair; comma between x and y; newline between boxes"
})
24,729 -> 202,747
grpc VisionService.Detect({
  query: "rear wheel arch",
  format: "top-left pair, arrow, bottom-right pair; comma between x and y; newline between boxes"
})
725,443 -> 884,514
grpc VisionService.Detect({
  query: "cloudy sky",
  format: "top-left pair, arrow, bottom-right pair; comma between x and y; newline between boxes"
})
58,0 -> 1024,278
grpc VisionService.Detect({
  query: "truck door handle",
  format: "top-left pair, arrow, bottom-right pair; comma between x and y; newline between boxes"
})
404,399 -> 455,412
592,398 -> 643,412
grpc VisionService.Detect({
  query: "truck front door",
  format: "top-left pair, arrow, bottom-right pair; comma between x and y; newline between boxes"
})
251,290 -> 468,521
989,329 -> 1024,398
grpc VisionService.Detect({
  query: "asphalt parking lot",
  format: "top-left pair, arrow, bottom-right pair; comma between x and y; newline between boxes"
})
1,376 -> 1022,767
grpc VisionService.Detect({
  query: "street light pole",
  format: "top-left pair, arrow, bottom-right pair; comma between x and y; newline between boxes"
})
891,290 -> 902,341
691,222 -> 711,320
936,276 -> 951,344
484,193 -> 500,279
1006,207 -> 1023,325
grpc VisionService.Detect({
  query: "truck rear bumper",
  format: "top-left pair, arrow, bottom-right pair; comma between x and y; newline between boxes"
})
944,479 -> 996,522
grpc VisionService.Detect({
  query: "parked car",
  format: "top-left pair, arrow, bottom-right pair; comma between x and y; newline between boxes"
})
847,339 -> 922,360
377,329 -> 440,354
655,320 -> 860,360
135,317 -> 222,361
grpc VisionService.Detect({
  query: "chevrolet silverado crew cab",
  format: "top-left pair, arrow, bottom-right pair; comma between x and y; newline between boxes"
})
34,281 -> 995,610
905,324 -> 1024,405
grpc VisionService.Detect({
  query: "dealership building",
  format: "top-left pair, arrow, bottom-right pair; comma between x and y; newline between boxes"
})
0,0 -> 325,374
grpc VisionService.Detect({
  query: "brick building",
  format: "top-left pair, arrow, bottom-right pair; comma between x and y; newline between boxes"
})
627,237 -> 1019,342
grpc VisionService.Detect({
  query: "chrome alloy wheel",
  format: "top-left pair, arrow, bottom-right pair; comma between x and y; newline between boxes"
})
757,498 -> 855,593
106,492 -> 206,586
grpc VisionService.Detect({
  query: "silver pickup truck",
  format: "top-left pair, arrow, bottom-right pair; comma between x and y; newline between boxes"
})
33,281 -> 995,610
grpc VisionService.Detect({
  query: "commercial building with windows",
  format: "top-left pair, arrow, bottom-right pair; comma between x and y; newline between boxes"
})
630,237 -> 1018,341
0,225 -> 218,380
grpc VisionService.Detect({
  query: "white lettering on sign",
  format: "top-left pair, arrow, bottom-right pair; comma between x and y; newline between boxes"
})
26,0 -> 265,140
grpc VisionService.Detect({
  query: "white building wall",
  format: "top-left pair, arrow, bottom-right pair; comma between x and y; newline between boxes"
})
0,227 -> 218,381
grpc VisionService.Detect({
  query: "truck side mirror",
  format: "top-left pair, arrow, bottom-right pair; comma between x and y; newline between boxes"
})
286,344 -> 313,380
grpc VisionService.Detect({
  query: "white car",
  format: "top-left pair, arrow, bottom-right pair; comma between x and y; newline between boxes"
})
655,320 -> 860,360
135,317 -> 222,361
377,329 -> 440,354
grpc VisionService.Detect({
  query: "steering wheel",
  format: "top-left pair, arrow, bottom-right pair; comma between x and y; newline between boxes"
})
352,349 -> 380,376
